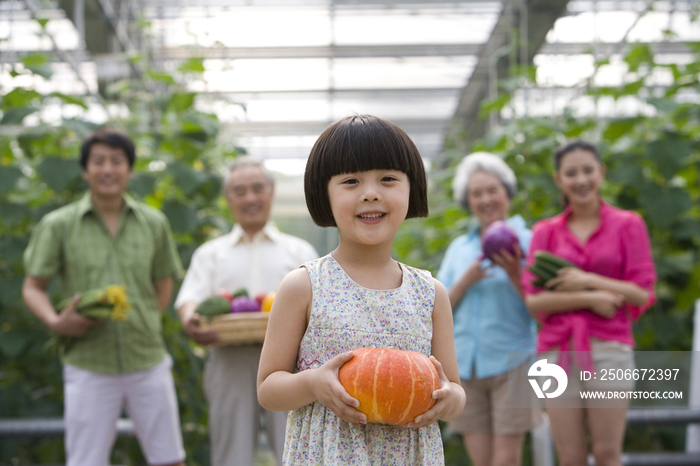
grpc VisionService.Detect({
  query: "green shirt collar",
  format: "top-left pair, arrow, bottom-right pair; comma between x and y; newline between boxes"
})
76,191 -> 141,219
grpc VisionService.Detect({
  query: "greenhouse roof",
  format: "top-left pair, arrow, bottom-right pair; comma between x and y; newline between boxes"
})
1,0 -> 699,175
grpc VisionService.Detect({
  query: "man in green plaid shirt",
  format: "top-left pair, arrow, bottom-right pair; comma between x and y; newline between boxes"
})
22,129 -> 186,466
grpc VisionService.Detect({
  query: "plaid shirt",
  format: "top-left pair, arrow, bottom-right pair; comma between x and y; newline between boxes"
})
24,192 -> 182,374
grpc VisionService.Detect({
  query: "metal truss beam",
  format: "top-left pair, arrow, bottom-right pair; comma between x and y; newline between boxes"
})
450,0 -> 570,144
92,0 -> 137,53
141,0 -> 498,8
156,40 -> 691,61
158,44 -> 482,60
233,142 -> 446,160
57,0 -> 142,82
19,0 -> 102,101
8,40 -> 689,68
538,41 -> 692,56
223,118 -> 449,137
224,87 -> 461,99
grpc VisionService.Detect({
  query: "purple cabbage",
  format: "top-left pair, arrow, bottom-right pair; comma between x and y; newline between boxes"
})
481,220 -> 519,261
230,296 -> 261,314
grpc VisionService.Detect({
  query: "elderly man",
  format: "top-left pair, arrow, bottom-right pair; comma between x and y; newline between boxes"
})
175,157 -> 318,466
22,128 -> 186,466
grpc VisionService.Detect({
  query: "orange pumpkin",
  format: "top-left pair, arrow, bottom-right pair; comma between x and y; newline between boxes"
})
338,347 -> 440,426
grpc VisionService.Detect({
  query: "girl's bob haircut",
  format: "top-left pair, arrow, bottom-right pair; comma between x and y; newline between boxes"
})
304,114 -> 429,227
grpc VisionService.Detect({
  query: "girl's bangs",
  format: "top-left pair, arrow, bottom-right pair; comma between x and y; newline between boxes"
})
324,123 -> 414,178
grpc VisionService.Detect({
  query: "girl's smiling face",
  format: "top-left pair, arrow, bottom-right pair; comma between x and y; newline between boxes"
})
327,169 -> 410,247
554,148 -> 605,207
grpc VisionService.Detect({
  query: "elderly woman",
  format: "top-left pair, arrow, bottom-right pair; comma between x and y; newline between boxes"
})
437,152 -> 541,466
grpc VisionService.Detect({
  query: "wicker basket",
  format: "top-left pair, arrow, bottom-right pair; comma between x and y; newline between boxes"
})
200,312 -> 269,346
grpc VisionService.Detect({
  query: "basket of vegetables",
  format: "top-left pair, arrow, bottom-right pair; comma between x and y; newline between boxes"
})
197,288 -> 275,346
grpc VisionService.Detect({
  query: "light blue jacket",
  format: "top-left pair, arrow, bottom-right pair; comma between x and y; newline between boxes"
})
437,215 -> 537,380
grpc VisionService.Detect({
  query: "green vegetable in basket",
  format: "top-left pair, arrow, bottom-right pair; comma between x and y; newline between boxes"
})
196,295 -> 231,317
232,287 -> 249,298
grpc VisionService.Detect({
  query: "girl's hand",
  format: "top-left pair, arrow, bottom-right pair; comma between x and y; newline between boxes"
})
311,351 -> 367,425
545,267 -> 593,291
407,356 -> 464,429
587,290 -> 624,318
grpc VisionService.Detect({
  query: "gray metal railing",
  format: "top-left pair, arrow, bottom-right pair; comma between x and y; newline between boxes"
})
620,452 -> 700,466
627,408 -> 700,426
534,409 -> 700,466
0,418 -> 134,438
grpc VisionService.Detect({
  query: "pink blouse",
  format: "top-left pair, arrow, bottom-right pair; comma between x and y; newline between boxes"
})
522,201 -> 656,372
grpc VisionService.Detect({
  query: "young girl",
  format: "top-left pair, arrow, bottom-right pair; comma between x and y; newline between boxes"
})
522,141 -> 656,466
257,114 -> 466,465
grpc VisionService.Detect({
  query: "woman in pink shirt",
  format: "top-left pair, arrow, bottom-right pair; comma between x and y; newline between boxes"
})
522,141 -> 656,466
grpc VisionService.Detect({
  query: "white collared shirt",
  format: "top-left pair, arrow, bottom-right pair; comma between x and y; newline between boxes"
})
174,222 -> 319,307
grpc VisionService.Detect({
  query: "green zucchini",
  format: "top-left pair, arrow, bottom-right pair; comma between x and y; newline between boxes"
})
533,251 -> 576,269
533,258 -> 561,276
528,264 -> 557,282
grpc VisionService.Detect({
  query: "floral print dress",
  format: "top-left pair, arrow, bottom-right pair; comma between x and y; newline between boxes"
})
283,254 -> 444,465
